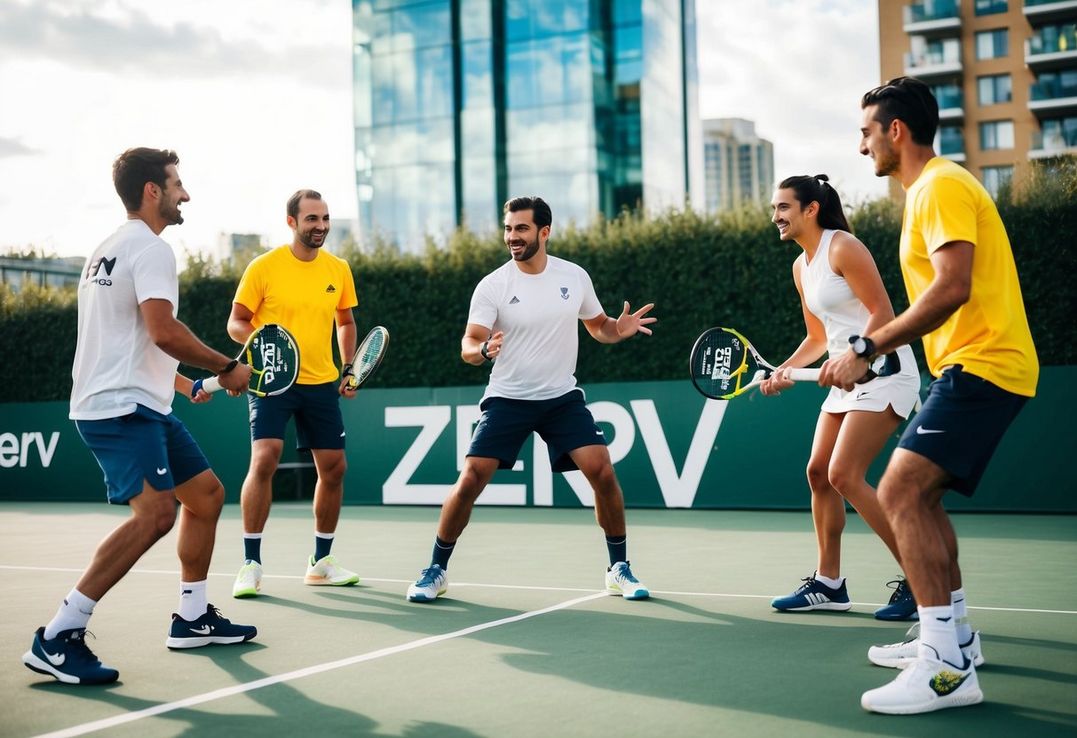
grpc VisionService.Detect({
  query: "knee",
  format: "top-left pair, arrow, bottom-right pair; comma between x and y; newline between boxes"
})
587,462 -> 618,496
318,458 -> 347,487
139,503 -> 177,539
806,462 -> 830,493
877,481 -> 909,519
248,456 -> 279,481
827,462 -> 857,497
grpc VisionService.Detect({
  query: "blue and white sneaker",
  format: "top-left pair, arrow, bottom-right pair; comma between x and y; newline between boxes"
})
406,565 -> 448,602
166,605 -> 257,649
771,574 -> 852,612
23,627 -> 119,685
874,576 -> 919,621
605,561 -> 650,600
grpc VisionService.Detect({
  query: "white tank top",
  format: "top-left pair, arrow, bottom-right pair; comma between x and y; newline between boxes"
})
799,229 -> 871,357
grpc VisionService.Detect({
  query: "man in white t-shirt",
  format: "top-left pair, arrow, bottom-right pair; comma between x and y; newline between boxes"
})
22,148 -> 257,687
405,196 -> 657,603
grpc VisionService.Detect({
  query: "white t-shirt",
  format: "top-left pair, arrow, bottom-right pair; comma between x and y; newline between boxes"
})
468,255 -> 603,401
70,219 -> 181,420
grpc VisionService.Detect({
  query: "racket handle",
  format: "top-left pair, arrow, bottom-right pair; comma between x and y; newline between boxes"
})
199,376 -> 223,395
787,368 -> 821,382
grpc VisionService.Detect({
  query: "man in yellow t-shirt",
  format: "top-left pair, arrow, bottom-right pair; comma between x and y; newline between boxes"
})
823,77 -> 1038,715
226,190 -> 361,598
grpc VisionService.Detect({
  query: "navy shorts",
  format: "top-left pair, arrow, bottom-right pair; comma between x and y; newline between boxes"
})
897,365 -> 1028,496
75,405 -> 210,504
248,382 -> 345,450
468,390 -> 606,473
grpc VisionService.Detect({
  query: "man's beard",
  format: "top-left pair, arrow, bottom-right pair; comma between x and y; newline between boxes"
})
510,237 -> 539,261
299,231 -> 325,249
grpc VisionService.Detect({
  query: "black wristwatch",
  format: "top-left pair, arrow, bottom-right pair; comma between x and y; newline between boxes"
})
219,359 -> 239,375
342,362 -> 355,378
849,335 -> 877,361
480,341 -> 492,362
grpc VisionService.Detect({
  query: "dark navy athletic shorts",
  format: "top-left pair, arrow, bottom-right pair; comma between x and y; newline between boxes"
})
897,365 -> 1028,496
75,404 -> 210,504
248,382 -> 345,450
468,390 -> 606,473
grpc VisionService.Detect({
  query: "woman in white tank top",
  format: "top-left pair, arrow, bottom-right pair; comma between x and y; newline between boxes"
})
762,175 -> 922,620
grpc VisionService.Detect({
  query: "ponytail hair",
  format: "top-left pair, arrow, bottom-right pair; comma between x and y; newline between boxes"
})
776,174 -> 851,233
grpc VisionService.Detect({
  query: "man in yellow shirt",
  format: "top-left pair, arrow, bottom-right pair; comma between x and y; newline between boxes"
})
227,190 -> 361,598
823,77 -> 1038,715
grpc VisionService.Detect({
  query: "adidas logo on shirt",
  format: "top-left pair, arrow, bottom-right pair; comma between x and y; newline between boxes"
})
509,296 -> 520,304
325,284 -> 337,293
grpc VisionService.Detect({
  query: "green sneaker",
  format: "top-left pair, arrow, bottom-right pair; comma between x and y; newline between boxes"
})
232,561 -> 263,598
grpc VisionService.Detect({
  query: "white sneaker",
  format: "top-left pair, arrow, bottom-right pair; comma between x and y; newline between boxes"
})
232,561 -> 263,598
861,652 -> 983,714
605,561 -> 649,600
406,565 -> 448,602
304,555 -> 360,586
868,623 -> 985,669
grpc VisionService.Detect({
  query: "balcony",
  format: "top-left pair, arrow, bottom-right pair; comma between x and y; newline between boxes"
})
1029,76 -> 1077,115
905,47 -> 963,78
1024,0 -> 1077,26
1028,126 -> 1077,158
1026,25 -> 1077,70
937,128 -> 966,162
935,86 -> 965,120
904,0 -> 962,35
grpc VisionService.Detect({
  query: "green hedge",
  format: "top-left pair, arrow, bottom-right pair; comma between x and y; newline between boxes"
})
2,174 -> 1074,403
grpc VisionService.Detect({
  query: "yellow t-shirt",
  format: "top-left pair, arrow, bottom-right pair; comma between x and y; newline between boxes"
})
234,246 -> 358,385
901,158 -> 1038,397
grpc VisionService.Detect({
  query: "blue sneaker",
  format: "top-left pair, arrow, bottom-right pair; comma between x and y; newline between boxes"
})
166,605 -> 257,649
406,565 -> 448,602
771,574 -> 852,612
22,627 -> 119,685
874,577 -> 919,621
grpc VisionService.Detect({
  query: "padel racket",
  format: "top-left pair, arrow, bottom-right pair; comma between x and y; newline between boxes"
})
689,326 -> 900,400
193,323 -> 300,398
345,325 -> 389,391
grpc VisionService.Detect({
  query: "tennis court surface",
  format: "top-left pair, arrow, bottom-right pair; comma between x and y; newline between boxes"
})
2,503 -> 1075,737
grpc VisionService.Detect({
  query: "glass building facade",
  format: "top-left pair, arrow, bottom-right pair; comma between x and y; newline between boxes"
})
353,0 -> 702,249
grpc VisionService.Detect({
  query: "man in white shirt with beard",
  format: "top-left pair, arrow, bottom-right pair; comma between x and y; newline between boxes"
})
405,196 -> 657,604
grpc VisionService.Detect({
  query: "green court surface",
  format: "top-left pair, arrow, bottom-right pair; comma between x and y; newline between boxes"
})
1,503 -> 1075,737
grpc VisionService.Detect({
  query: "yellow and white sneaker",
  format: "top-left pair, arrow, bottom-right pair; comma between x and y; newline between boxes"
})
232,561 -> 263,598
304,555 -> 360,586
861,653 -> 983,714
605,561 -> 649,600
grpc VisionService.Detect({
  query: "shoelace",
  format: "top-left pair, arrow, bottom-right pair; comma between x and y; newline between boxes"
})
61,629 -> 100,662
885,577 -> 911,604
614,564 -> 639,583
794,576 -> 818,594
418,566 -> 442,585
204,604 -> 230,624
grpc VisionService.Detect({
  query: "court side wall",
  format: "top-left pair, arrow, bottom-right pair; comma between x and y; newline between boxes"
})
1,367 -> 1073,512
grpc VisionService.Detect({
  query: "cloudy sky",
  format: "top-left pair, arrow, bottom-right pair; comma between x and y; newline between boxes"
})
0,0 -> 887,260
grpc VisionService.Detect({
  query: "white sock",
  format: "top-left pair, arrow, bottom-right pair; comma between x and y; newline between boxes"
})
952,588 -> 973,643
917,605 -> 962,665
44,589 -> 97,640
178,580 -> 208,622
814,572 -> 844,589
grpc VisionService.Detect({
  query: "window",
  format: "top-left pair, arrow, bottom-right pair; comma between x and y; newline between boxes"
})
975,29 -> 1008,60
974,0 -> 1007,16
981,166 -> 1013,199
980,120 -> 1015,150
978,74 -> 1012,105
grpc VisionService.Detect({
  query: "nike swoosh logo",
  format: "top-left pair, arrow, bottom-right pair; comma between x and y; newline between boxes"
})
340,431 -> 346,437
190,625 -> 213,635
46,651 -> 66,666
595,430 -> 604,436
916,427 -> 946,435
156,467 -> 168,475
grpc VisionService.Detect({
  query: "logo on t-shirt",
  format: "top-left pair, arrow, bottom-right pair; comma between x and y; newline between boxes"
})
560,287 -> 569,300
325,284 -> 337,293
87,256 -> 116,286
509,296 -> 520,305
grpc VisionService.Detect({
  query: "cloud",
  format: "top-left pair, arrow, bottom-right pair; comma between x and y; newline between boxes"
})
0,137 -> 39,158
0,0 -> 345,87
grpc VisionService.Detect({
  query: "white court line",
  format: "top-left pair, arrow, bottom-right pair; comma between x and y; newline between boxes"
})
33,590 -> 607,738
2,564 -> 1075,615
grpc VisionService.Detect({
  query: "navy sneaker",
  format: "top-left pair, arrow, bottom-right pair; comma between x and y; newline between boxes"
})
22,627 -> 119,685
166,605 -> 257,649
771,574 -> 852,612
874,577 -> 919,621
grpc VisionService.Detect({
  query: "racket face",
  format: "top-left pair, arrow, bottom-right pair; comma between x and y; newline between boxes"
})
689,327 -> 765,400
246,324 -> 300,397
347,326 -> 389,389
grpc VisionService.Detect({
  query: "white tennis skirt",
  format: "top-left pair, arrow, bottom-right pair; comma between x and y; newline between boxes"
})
820,344 -> 922,418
